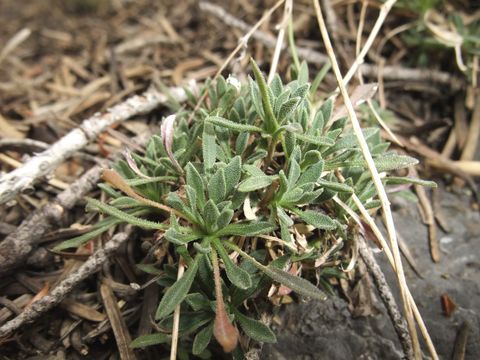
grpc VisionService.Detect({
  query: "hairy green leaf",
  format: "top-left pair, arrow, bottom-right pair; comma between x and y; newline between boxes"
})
296,209 -> 336,230
216,222 -> 276,237
295,133 -> 334,146
203,123 -> 216,173
203,200 -> 220,233
234,310 -> 276,343
86,198 -> 166,230
331,154 -> 419,172
53,220 -> 118,251
208,168 -> 226,203
317,179 -> 354,193
250,59 -> 278,134
297,161 -> 324,186
193,324 -> 214,355
130,333 -> 170,348
238,175 -> 273,192
278,97 -> 300,122
224,156 -> 242,195
384,176 -> 437,188
207,116 -> 263,133
186,163 -> 206,208
320,98 -> 333,123
165,228 -> 202,245
217,208 -> 234,229
227,243 -> 327,301
287,158 -> 301,188
156,254 -> 202,319
212,238 -> 252,289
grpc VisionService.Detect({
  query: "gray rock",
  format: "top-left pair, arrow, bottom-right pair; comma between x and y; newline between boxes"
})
263,190 -> 480,359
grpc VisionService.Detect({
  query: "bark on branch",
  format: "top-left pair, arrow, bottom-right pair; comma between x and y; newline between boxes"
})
0,230 -> 132,339
358,236 -> 414,360
0,86 -> 186,204
0,131 -> 151,277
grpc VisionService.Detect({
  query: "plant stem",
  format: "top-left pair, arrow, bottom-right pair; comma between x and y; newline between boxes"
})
170,260 -> 185,360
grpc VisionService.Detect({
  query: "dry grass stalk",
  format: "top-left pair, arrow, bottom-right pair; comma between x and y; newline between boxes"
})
199,1 -> 463,88
335,175 -> 439,359
311,0 -> 423,358
341,0 -> 398,87
268,0 -> 292,84
460,92 -> 480,162
100,282 -> 137,360
414,184 -> 441,262
170,261 -> 185,360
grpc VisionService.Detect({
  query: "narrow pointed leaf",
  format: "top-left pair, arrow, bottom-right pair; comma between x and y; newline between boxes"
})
216,221 -> 276,237
238,176 -> 273,192
207,116 -> 263,133
224,156 -> 242,195
295,133 -> 334,146
250,59 -> 278,133
186,163 -> 206,208
234,310 -> 276,343
212,238 -> 252,289
332,155 -> 419,172
296,209 -> 336,230
156,255 -> 202,319
203,123 -> 216,172
317,179 -> 354,193
208,168 -> 226,203
165,228 -> 202,245
192,324 -> 214,355
130,333 -> 170,348
53,219 -> 119,251
86,198 -> 166,230
226,243 -> 327,301
384,176 -> 437,188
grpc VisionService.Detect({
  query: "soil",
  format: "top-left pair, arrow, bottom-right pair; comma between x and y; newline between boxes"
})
263,190 -> 480,359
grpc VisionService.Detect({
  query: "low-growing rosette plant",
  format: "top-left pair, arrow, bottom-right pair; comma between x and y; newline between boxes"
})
56,59 -> 435,358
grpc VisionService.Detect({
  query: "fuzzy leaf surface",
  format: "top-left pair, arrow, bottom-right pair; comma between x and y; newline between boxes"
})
155,255 -> 202,319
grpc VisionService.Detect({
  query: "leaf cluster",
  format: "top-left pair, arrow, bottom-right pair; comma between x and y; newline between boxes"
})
57,59 -> 434,357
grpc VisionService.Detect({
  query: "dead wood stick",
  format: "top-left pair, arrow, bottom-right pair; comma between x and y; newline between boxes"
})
0,131 -> 151,278
199,1 -> 463,89
358,236 -> 414,360
414,184 -> 441,263
100,282 -> 137,360
0,86 -> 186,204
0,230 -> 131,339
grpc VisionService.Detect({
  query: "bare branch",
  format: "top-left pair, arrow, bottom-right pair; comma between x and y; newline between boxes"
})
0,86 -> 186,204
0,131 -> 151,277
358,236 -> 414,360
0,230 -> 132,338
199,1 -> 463,89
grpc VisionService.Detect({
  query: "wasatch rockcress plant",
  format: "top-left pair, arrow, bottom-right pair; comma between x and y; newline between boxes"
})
56,59 -> 435,358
